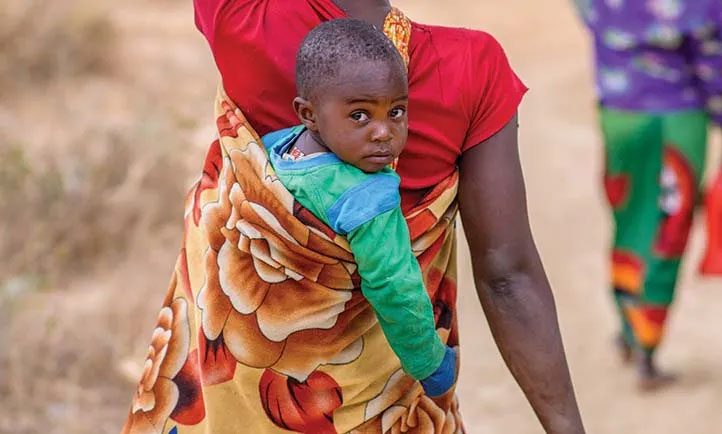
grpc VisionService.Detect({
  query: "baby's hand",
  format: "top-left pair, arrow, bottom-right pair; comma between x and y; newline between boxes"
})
419,347 -> 458,410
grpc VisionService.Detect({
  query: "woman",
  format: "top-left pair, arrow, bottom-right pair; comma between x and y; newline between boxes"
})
121,1 -> 585,432
575,0 -> 722,389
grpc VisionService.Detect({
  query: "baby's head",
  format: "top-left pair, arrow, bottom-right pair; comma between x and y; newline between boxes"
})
294,19 -> 408,173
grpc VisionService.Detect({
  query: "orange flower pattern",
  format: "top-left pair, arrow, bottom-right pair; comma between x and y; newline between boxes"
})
196,136 -> 365,380
352,370 -> 464,434
122,297 -> 190,434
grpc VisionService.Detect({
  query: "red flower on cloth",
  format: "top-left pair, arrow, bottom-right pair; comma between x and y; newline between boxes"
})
197,328 -> 238,386
259,369 -> 343,434
170,349 -> 206,425
192,139 -> 223,226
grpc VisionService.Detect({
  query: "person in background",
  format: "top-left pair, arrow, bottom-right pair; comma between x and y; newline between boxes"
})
574,0 -> 722,390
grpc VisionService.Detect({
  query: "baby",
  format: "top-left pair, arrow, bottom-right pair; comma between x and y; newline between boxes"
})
263,18 -> 456,398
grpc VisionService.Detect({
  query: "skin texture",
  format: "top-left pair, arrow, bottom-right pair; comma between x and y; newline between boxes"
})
458,116 -> 585,433
332,1 -> 587,432
334,0 -> 392,29
293,60 -> 409,173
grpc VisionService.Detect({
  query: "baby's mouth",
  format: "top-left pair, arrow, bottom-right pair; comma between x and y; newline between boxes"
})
365,151 -> 394,165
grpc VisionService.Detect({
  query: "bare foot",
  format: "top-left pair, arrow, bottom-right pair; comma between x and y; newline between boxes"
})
637,355 -> 677,392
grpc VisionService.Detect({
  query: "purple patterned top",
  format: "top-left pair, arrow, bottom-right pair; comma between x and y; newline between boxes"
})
576,0 -> 722,123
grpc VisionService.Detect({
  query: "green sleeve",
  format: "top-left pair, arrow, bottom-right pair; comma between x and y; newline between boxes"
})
347,206 -> 446,380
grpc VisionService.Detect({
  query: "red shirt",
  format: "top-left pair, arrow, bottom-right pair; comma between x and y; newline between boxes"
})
194,0 -> 527,206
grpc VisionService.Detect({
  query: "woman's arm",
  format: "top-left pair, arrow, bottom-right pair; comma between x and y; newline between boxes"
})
458,115 -> 586,434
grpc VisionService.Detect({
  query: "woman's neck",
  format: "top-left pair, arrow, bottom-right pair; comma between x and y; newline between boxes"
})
333,0 -> 391,29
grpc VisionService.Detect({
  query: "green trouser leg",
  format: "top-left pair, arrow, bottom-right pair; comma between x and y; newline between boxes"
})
600,108 -> 707,355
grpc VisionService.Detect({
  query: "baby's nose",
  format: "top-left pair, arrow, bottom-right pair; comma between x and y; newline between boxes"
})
370,122 -> 392,143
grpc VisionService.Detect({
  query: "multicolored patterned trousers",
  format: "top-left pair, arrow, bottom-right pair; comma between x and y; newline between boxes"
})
601,107 -> 707,354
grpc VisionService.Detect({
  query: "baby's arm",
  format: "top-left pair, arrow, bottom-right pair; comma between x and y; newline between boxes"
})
345,205 -> 456,397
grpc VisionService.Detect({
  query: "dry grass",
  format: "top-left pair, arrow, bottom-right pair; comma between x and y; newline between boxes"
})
0,249 -> 175,434
0,1 -> 214,432
0,0 -> 115,93
0,0 -> 206,284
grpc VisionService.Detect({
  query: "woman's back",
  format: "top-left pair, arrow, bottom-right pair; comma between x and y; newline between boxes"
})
193,0 -> 526,199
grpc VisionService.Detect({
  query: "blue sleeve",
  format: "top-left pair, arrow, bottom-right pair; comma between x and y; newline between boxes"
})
420,347 -> 457,397
326,173 -> 401,234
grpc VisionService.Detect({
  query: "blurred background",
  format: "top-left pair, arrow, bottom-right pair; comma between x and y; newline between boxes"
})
1,0 -> 721,433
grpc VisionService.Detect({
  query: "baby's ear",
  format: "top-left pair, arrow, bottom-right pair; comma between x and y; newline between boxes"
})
293,97 -> 318,131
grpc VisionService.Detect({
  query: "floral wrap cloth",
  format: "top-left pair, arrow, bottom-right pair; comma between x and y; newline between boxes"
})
121,9 -> 465,433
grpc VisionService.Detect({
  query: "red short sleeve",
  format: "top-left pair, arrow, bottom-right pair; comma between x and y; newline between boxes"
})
461,33 -> 528,152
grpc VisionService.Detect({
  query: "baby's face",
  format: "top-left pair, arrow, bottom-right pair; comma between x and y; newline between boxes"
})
313,60 -> 408,173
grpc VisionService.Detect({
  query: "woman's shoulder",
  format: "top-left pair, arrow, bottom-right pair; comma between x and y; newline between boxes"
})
407,20 -> 526,152
409,21 -> 512,91
411,22 -> 506,62
195,0 -> 343,40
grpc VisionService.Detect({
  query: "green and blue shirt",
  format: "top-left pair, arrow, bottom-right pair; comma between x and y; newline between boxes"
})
264,126 -> 453,389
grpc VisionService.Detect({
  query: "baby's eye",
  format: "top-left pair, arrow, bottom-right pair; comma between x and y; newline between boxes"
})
350,111 -> 370,123
389,107 -> 406,120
